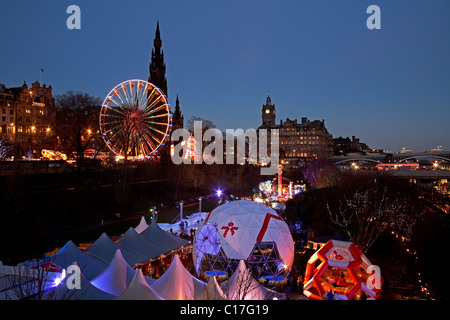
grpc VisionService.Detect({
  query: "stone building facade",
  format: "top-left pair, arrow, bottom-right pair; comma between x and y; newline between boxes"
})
258,95 -> 334,168
0,81 -> 55,157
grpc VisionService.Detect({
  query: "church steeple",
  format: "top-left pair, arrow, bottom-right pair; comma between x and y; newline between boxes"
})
149,20 -> 168,96
172,94 -> 184,130
154,20 -> 161,49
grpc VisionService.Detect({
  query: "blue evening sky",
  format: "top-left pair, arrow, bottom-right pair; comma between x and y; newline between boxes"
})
1,0 -> 449,152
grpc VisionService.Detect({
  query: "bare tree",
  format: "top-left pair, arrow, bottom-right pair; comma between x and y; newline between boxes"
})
24,146 -> 34,160
221,265 -> 280,300
2,257 -> 66,300
55,91 -> 101,169
186,116 -> 216,134
0,138 -> 13,160
327,184 -> 424,253
303,159 -> 342,189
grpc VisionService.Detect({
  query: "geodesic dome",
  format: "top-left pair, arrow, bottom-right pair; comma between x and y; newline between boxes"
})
192,200 -> 294,282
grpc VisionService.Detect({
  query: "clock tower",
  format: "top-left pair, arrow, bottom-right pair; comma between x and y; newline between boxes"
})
261,94 -> 276,127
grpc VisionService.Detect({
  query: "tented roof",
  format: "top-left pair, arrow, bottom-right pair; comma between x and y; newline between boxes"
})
43,262 -> 115,300
220,260 -> 282,300
116,268 -> 164,300
84,233 -> 119,264
197,276 -> 228,300
134,216 -> 149,234
90,249 -> 137,296
115,227 -> 166,266
49,240 -> 107,281
150,255 -> 206,300
140,221 -> 190,252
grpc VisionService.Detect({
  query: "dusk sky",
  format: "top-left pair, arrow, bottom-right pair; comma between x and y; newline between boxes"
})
1,0 -> 449,153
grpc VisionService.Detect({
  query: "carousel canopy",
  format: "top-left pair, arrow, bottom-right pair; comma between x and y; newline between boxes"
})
150,255 -> 207,300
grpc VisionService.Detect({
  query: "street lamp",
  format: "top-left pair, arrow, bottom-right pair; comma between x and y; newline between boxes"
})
433,161 -> 439,170
179,200 -> 184,222
198,196 -> 203,212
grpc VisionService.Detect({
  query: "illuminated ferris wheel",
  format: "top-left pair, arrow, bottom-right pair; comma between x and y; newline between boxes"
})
99,80 -> 172,159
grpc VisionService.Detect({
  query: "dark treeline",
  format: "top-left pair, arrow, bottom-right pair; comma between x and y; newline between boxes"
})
0,158 -> 265,264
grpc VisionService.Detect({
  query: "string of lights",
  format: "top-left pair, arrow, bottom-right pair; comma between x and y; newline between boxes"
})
391,230 -> 432,299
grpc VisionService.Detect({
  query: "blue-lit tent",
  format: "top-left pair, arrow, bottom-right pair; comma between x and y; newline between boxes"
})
50,240 -> 107,281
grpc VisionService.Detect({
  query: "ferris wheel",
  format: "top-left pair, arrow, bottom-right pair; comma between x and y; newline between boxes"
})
99,79 -> 172,159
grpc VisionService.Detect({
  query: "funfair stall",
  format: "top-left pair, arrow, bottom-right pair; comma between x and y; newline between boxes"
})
303,240 -> 383,300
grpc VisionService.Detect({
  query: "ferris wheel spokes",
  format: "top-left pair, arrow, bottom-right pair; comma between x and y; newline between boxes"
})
99,79 -> 172,159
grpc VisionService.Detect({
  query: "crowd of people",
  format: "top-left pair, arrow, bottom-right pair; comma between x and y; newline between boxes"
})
139,250 -> 193,279
166,218 -> 205,243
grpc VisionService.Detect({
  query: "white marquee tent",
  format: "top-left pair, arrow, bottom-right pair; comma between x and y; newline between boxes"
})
50,240 -> 107,281
115,227 -> 165,266
140,221 -> 190,252
90,249 -> 138,296
150,254 -> 206,300
43,262 -> 115,300
84,233 -> 119,264
116,268 -> 164,300
197,276 -> 227,300
134,216 -> 149,234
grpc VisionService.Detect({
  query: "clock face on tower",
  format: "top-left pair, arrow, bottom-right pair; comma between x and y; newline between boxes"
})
265,109 -> 270,114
